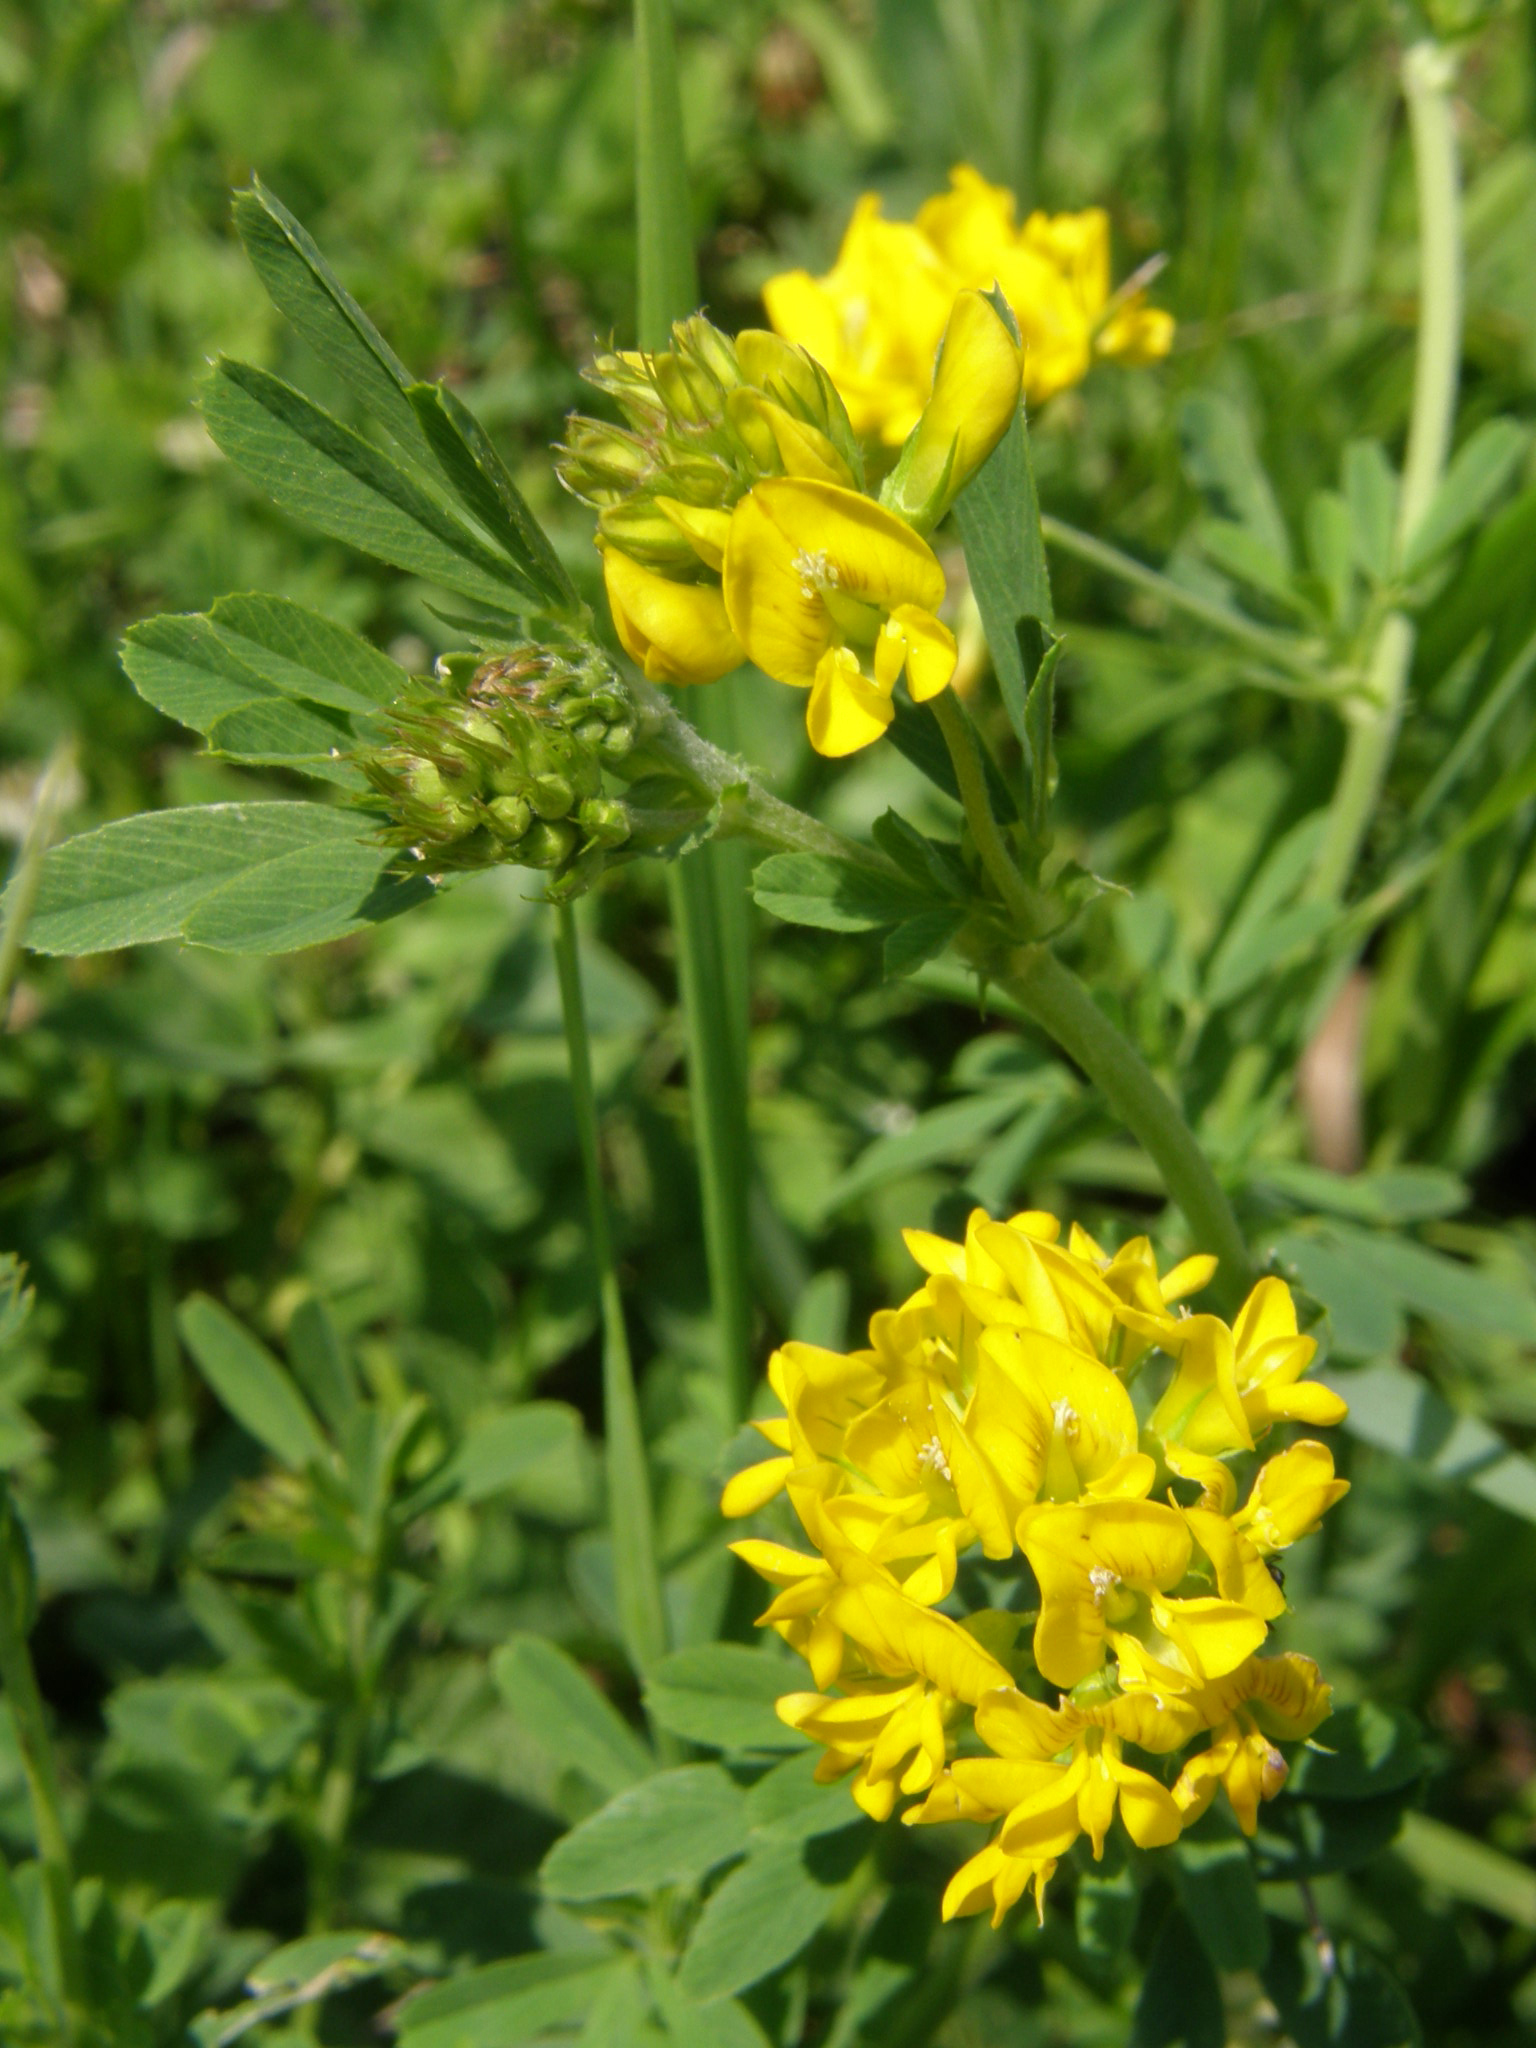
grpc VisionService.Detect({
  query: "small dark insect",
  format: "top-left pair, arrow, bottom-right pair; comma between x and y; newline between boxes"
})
1266,1558 -> 1286,1589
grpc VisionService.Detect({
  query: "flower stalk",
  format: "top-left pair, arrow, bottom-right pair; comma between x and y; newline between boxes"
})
1306,37 -> 1463,906
636,0 -> 756,1427
553,904 -> 671,1684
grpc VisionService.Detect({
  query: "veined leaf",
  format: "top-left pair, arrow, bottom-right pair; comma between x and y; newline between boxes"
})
396,1951 -> 624,2048
677,1836 -> 854,2003
211,593 -> 406,709
953,398 -> 1053,762
20,803 -> 406,956
234,179 -> 427,459
408,380 -> 579,615
540,1765 -> 750,1901
644,1645 -> 806,1753
751,852 -> 933,933
201,358 -> 544,608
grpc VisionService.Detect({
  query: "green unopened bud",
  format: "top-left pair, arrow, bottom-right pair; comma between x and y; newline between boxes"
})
529,770 -> 574,819
651,350 -> 724,428
519,819 -> 579,869
578,796 -> 631,849
555,418 -> 655,505
649,452 -> 736,507
487,794 -> 532,840
599,723 -> 636,764
598,498 -> 700,571
675,315 -> 743,393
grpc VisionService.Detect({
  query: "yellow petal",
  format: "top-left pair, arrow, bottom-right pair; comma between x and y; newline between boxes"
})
974,1686 -> 1077,1762
721,1456 -> 794,1518
1233,1440 -> 1349,1551
807,646 -> 894,757
655,498 -> 734,572
888,289 -> 1022,523
1160,1254 -> 1218,1304
601,544 -> 742,685
723,477 -> 947,689
888,603 -> 958,701
1148,1593 -> 1271,1684
1183,1505 -> 1286,1621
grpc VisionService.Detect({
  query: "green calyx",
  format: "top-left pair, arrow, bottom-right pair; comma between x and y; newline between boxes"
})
357,645 -> 637,883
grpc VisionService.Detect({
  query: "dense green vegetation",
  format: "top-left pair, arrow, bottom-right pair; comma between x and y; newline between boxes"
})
3,2 -> 1536,2043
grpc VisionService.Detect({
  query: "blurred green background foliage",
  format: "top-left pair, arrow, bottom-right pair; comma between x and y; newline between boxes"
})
4,0 -> 1536,2042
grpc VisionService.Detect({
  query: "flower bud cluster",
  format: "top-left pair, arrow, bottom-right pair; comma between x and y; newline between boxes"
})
724,1210 -> 1348,1924
556,315 -> 867,561
358,647 -> 634,878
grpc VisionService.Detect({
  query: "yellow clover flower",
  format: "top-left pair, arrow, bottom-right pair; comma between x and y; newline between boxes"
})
764,164 -> 1173,444
1017,1497 -> 1269,1695
723,1209 -> 1349,1925
721,476 -> 958,755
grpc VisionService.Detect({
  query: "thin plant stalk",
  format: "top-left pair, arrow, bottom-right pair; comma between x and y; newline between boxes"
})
0,742 -> 76,1023
0,1485 -> 84,2036
929,695 -> 1254,1294
636,0 -> 754,1422
553,904 -> 670,1681
1039,515 -> 1317,677
1306,38 -> 1463,906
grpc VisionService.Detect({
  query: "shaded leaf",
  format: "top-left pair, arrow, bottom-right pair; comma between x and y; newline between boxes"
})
177,1295 -> 328,1471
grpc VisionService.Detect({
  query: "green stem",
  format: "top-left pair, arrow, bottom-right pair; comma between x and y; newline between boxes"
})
667,862 -> 752,1424
0,743 -> 76,1023
0,1489 -> 83,2032
1306,38 -> 1462,907
991,946 -> 1254,1298
635,0 -> 755,1426
634,0 -> 697,345
553,906 -> 670,1680
931,693 -> 1252,1295
930,690 -> 1052,934
1039,515 -> 1317,676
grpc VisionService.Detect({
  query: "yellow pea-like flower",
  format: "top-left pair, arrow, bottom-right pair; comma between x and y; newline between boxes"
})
599,542 -> 743,686
722,477 -> 957,756
764,166 -> 1174,448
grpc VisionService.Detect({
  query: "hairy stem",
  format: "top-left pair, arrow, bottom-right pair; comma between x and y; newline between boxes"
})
1307,38 -> 1463,906
553,905 -> 671,1681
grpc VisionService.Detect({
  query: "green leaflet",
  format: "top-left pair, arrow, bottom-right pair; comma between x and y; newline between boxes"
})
396,1950 -> 625,2048
643,1645 -> 807,1754
677,1834 -> 858,2003
540,1764 -> 750,1901
201,358 -> 542,609
233,179 -> 428,460
491,1635 -> 654,1797
1131,1907 -> 1223,2048
952,395 -> 1053,765
1261,1928 -> 1420,2048
177,1296 -> 329,1471
1171,1821 -> 1270,1973
19,802 -> 422,957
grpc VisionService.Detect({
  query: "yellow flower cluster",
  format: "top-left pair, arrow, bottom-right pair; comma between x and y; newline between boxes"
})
764,165 -> 1174,445
724,1210 -> 1347,1924
559,296 -> 1022,756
